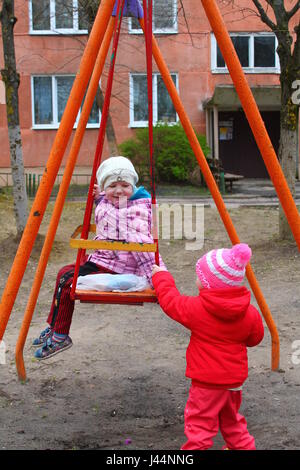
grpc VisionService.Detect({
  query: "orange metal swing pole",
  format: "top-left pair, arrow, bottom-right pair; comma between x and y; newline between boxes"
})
139,19 -> 280,370
15,18 -> 116,382
201,0 -> 300,250
0,0 -> 115,342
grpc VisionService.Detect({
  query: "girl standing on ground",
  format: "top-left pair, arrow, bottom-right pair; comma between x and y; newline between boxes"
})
152,243 -> 264,450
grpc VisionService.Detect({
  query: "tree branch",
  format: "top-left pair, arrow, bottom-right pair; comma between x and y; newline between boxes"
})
287,0 -> 300,20
251,0 -> 276,30
178,0 -> 195,48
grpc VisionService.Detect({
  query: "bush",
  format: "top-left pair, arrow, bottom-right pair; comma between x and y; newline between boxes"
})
118,123 -> 210,185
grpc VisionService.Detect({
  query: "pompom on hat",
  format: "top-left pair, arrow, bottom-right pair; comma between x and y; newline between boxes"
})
196,243 -> 252,289
96,156 -> 138,190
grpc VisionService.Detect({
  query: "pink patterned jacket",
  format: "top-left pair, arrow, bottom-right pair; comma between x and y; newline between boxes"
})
88,191 -> 165,286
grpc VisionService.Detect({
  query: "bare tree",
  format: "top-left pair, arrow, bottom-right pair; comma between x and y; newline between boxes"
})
0,0 -> 28,238
223,0 -> 299,239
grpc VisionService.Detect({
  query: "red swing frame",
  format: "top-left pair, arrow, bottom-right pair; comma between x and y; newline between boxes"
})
70,0 -> 159,306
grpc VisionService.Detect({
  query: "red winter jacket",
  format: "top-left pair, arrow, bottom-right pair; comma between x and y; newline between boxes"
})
152,271 -> 264,389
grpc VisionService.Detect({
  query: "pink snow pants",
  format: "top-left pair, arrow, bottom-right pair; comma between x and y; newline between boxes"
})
181,384 -> 256,450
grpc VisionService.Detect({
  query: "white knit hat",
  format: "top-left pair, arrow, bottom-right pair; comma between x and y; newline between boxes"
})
96,156 -> 139,190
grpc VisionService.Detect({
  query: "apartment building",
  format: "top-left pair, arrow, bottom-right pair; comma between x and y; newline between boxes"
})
0,0 -> 294,178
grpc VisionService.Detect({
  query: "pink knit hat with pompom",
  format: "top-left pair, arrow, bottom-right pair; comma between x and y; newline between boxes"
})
196,243 -> 252,289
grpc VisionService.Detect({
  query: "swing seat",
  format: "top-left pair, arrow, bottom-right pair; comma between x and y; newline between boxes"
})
73,288 -> 157,305
68,4 -> 160,308
70,225 -> 158,305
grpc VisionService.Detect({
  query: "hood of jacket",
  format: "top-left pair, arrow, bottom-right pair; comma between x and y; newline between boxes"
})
130,186 -> 151,200
199,286 -> 251,322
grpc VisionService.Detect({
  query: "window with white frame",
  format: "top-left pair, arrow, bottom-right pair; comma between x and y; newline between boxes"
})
129,0 -> 177,34
211,33 -> 280,73
130,73 -> 178,127
32,75 -> 101,129
29,0 -> 88,34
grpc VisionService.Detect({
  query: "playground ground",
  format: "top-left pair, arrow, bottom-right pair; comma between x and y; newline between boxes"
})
0,196 -> 300,450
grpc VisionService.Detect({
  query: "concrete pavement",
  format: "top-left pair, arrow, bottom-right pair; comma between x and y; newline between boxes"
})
158,178 -> 300,207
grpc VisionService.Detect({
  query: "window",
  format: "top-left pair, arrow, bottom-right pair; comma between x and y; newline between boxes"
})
254,36 -> 276,67
129,0 -> 177,34
32,75 -> 101,129
211,33 -> 279,73
130,73 -> 178,127
29,0 -> 88,34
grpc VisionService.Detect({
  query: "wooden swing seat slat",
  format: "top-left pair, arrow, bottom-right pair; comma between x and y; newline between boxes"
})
70,239 -> 157,252
74,288 -> 157,305
70,225 -> 158,305
70,224 -> 157,252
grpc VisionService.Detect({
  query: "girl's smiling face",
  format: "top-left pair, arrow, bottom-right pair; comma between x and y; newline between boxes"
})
105,181 -> 133,205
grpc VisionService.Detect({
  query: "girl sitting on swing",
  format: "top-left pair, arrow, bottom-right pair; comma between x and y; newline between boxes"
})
33,156 -> 166,360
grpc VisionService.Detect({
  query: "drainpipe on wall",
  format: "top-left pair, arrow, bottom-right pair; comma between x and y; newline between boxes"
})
205,108 -> 210,151
213,105 -> 219,160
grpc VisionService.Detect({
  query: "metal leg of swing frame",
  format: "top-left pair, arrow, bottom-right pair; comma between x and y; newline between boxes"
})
14,8 -> 116,382
138,16 -> 280,371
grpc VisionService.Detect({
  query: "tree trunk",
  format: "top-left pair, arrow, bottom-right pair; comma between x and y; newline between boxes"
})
278,124 -> 298,239
276,22 -> 299,240
0,0 -> 28,238
250,1 -> 300,241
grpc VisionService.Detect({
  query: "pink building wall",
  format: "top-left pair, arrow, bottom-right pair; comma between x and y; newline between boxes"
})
0,0 -> 297,173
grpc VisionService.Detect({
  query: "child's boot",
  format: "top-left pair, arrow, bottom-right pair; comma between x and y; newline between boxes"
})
32,326 -> 53,347
34,333 -> 72,360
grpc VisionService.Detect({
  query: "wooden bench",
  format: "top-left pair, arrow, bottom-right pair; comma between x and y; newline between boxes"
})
224,173 -> 244,192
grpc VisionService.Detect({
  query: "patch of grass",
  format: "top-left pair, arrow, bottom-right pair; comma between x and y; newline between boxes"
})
50,184 -> 90,200
0,187 -> 13,200
0,183 -> 211,201
155,183 -> 210,197
58,183 -> 211,199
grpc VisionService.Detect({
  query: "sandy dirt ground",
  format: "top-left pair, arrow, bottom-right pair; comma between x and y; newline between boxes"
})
0,197 -> 300,450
